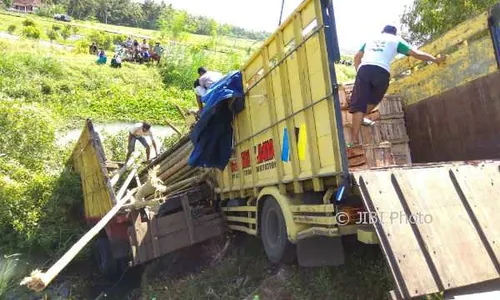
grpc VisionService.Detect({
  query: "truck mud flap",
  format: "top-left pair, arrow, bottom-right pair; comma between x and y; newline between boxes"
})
297,236 -> 345,267
353,161 -> 500,299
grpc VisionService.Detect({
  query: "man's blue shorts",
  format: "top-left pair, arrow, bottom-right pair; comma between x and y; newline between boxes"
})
349,64 -> 390,114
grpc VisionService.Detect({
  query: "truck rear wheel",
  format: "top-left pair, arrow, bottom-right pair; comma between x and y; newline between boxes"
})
260,197 -> 296,264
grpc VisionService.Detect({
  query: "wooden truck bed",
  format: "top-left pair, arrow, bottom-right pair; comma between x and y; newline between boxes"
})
354,160 -> 500,299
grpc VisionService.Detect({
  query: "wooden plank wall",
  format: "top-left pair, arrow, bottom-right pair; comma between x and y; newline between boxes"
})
389,8 -> 500,163
405,70 -> 500,163
355,161 -> 500,298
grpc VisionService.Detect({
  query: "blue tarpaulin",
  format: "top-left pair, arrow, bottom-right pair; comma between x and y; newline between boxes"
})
188,71 -> 245,170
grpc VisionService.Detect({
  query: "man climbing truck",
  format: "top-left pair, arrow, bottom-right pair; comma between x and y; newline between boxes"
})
349,25 -> 446,147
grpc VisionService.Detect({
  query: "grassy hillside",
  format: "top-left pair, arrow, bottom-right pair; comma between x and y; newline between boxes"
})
0,12 -> 261,53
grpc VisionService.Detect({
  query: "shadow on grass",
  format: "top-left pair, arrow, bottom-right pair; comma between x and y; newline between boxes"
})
130,234 -> 396,300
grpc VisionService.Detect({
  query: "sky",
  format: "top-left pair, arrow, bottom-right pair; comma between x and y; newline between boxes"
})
162,0 -> 415,52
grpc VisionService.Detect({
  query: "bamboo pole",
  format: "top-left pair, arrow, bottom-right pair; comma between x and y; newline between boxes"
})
140,143 -> 192,182
20,170 -> 138,292
110,153 -> 139,187
158,156 -> 189,181
165,119 -> 182,136
122,172 -> 209,210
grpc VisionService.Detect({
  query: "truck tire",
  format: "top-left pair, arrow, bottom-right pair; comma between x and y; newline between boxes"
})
260,197 -> 296,264
92,237 -> 126,279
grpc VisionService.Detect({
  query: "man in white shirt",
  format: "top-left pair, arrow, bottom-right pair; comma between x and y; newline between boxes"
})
198,66 -> 223,90
126,122 -> 158,163
194,67 -> 223,111
349,25 -> 446,147
193,79 -> 207,112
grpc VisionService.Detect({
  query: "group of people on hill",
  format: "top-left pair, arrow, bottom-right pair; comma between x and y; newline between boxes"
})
90,41 -> 122,68
121,37 -> 164,64
89,37 -> 164,68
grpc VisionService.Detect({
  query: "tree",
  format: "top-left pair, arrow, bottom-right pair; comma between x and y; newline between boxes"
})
401,0 -> 498,45
2,0 -> 13,8
47,29 -> 59,44
61,25 -> 71,40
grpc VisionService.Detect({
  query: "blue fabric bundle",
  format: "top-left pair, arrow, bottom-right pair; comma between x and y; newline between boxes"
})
188,71 -> 245,170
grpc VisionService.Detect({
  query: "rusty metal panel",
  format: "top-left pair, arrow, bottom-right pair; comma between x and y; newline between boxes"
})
404,70 -> 500,163
354,161 -> 500,299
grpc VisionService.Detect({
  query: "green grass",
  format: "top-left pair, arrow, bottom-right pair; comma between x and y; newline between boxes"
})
0,11 -> 261,53
136,236 -> 394,300
0,39 -> 193,126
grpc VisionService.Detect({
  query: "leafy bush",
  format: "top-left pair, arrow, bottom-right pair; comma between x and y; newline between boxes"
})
161,134 -> 182,153
52,24 -> 62,31
21,26 -> 41,39
0,254 -> 29,299
0,103 -> 55,170
86,30 -> 113,50
7,25 -> 16,34
47,29 -> 59,42
35,4 -> 66,18
101,130 -> 128,162
22,18 -> 36,27
61,25 -> 71,40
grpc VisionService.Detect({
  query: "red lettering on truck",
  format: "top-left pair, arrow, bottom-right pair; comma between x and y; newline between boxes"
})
257,139 -> 275,163
241,150 -> 250,169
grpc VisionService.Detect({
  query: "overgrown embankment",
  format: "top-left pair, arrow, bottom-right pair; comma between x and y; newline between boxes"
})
0,12 -> 358,298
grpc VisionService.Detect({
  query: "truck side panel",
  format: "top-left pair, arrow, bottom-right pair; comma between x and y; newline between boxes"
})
72,119 -> 116,221
218,0 -> 344,197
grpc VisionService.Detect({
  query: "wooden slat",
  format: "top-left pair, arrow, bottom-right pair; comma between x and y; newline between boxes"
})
242,71 -> 259,197
293,13 -> 323,192
154,211 -> 187,236
277,30 -> 303,194
262,47 -> 285,190
181,195 -> 194,244
355,162 -> 500,298
392,168 -> 499,288
392,11 -> 489,76
389,35 -> 497,106
313,0 -> 343,179
149,213 -> 161,259
450,163 -> 500,264
356,171 -> 441,298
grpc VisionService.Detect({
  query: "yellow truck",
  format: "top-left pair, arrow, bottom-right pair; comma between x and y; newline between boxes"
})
63,0 -> 500,298
214,0 -> 500,298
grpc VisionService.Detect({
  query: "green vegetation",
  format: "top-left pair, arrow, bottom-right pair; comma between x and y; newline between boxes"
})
401,0 -> 498,44
0,8 -> 357,298
139,237 -> 393,300
34,0 -> 270,40
0,40 -> 193,124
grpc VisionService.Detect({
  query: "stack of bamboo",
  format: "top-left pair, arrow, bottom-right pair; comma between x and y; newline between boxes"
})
338,84 -> 412,169
130,135 -> 215,211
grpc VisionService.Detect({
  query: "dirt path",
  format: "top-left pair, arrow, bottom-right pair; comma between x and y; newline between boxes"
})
0,31 -> 74,51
